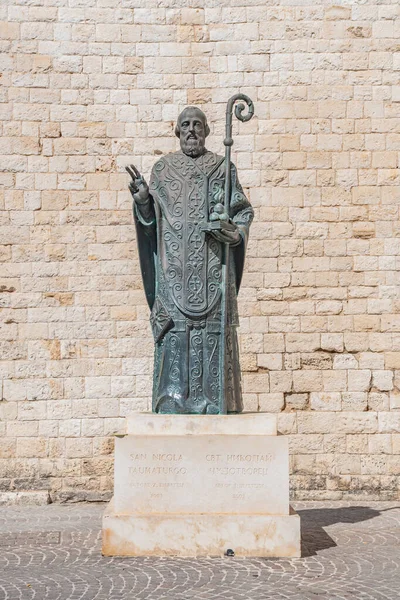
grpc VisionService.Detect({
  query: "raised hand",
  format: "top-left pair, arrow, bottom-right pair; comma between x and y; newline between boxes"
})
126,164 -> 149,204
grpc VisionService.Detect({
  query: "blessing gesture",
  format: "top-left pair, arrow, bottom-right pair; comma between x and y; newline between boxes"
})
126,164 -> 149,204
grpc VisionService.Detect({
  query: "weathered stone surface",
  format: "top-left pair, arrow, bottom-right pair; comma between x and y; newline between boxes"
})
0,491 -> 50,506
1,0 -> 400,500
103,413 -> 299,557
126,412 -> 277,436
103,501 -> 301,558
115,431 -> 287,516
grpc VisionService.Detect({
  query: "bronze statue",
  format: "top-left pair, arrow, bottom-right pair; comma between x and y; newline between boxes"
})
127,95 -> 254,414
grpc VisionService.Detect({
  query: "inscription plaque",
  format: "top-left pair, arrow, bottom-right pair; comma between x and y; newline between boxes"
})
103,414 -> 301,557
114,435 -> 289,516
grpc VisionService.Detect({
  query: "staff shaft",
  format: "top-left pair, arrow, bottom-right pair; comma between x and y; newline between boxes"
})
219,94 -> 254,414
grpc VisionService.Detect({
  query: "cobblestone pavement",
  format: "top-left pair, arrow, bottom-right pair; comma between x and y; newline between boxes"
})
0,502 -> 399,600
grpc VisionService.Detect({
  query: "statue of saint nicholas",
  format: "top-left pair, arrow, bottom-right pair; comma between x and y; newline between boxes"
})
127,106 -> 253,414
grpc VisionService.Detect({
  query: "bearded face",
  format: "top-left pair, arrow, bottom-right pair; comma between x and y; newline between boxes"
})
177,109 -> 207,158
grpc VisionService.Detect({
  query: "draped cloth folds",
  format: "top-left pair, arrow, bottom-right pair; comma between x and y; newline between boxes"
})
133,150 -> 254,414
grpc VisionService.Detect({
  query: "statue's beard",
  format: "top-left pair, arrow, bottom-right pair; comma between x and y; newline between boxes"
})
181,135 -> 205,158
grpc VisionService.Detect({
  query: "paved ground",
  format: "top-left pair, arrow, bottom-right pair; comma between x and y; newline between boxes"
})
0,502 -> 399,600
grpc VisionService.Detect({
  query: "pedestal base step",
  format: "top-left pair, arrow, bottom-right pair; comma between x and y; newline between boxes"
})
102,499 -> 301,558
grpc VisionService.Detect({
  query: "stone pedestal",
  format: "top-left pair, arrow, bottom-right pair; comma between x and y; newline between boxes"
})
102,413 -> 300,557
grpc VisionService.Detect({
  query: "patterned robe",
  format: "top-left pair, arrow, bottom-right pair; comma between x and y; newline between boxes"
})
134,150 -> 253,414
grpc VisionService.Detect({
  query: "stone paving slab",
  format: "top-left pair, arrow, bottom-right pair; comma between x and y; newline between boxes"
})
0,502 -> 399,600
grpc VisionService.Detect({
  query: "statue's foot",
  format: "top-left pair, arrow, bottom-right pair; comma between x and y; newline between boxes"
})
155,396 -> 221,415
155,396 -> 188,414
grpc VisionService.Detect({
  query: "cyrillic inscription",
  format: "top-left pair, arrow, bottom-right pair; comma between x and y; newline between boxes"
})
115,435 -> 289,515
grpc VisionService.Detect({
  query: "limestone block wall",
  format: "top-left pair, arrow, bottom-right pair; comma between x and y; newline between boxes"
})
1,0 -> 400,501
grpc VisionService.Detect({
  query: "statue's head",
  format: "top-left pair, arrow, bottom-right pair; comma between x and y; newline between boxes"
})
175,106 -> 210,158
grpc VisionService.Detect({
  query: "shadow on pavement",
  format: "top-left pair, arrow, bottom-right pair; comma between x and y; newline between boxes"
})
298,505 -> 382,557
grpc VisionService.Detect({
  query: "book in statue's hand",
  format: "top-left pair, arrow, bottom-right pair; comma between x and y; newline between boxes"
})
200,220 -> 237,233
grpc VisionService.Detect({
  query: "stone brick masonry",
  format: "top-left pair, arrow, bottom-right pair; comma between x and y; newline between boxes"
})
1,0 -> 400,501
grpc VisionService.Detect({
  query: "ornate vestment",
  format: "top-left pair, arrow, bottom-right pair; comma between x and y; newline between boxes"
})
134,150 -> 253,414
